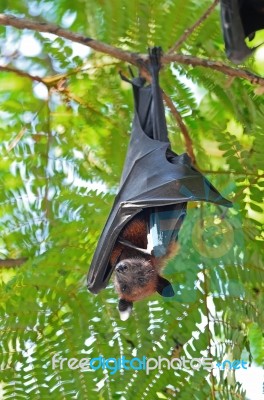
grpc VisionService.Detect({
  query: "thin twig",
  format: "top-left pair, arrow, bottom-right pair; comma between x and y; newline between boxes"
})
0,65 -> 44,82
0,258 -> 27,268
200,170 -> 264,177
162,91 -> 196,164
168,0 -> 219,54
7,127 -> 27,152
137,66 -> 197,163
44,90 -> 52,219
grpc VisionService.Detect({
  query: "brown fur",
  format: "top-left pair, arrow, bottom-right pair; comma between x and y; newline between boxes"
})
110,211 -> 179,303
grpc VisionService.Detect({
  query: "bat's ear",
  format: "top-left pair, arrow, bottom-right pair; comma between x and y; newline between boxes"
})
156,276 -> 175,297
118,299 -> 133,321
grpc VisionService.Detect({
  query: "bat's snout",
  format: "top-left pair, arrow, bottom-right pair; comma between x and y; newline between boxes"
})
115,263 -> 128,273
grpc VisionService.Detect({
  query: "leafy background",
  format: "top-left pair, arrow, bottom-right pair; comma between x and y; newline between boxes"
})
0,1 -> 263,399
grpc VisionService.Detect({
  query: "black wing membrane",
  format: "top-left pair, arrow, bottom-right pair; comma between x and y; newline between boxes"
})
87,48 -> 232,294
220,0 -> 264,63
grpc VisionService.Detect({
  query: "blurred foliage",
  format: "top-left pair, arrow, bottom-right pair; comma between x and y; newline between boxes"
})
0,1 -> 263,399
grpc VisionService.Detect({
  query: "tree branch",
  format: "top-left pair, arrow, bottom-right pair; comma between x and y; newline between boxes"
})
0,13 -> 141,65
138,67 -> 197,163
162,91 -> 196,165
1,13 -> 264,164
168,0 -> 219,54
0,65 -> 44,82
163,54 -> 264,86
1,14 -> 264,87
0,257 -> 27,268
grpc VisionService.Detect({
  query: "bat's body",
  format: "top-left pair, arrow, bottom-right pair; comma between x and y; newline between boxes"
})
87,48 -> 232,320
110,210 -> 178,302
109,209 -> 179,320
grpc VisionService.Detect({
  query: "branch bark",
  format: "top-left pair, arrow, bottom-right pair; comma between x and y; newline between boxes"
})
162,54 -> 264,86
1,14 -> 264,87
162,91 -> 196,165
1,13 -> 264,164
0,13 -> 141,65
0,258 -> 27,268
0,65 -> 44,82
139,68 -> 197,163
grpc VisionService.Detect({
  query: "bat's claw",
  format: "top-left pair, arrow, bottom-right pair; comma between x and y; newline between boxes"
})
148,46 -> 163,72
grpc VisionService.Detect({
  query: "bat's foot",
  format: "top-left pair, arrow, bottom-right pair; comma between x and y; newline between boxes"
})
148,46 -> 163,72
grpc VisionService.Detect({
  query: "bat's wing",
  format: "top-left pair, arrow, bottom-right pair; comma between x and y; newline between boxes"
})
220,0 -> 264,63
87,48 -> 232,294
148,203 -> 187,257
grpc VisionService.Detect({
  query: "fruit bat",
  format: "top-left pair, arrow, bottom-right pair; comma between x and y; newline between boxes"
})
87,47 -> 232,320
109,204 -> 185,320
220,0 -> 264,63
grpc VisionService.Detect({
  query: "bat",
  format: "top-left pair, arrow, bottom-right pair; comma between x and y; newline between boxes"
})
220,0 -> 264,63
87,47 -> 232,320
110,205 -> 185,320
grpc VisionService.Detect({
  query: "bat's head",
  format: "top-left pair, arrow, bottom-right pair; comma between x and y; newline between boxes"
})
114,257 -> 174,320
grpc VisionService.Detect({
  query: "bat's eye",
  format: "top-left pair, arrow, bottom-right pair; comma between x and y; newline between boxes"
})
121,284 -> 128,292
138,278 -> 145,285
